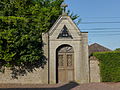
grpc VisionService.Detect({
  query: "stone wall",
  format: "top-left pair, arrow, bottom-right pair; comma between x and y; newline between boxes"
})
0,33 -> 49,84
90,56 -> 100,82
0,66 -> 48,84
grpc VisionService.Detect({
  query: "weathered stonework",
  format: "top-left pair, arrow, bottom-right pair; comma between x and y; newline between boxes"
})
89,56 -> 100,82
48,15 -> 89,84
0,66 -> 48,84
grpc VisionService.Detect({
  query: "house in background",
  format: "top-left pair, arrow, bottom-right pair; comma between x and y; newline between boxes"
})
89,43 -> 112,56
89,43 -> 112,82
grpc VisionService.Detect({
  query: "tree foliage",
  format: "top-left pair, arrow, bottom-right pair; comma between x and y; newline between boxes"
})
115,48 -> 120,51
0,0 -> 64,77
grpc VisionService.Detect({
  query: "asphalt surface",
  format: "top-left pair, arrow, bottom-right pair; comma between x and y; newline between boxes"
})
0,82 -> 120,90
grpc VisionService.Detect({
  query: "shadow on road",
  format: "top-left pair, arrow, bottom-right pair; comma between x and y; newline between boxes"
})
0,81 -> 79,90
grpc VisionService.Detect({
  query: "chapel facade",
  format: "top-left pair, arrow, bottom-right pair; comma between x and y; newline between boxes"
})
42,11 -> 89,84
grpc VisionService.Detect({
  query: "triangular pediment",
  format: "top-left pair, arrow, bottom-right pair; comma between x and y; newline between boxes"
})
48,15 -> 81,39
57,25 -> 72,39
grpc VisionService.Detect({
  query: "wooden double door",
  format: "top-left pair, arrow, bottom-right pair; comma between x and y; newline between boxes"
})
57,45 -> 74,83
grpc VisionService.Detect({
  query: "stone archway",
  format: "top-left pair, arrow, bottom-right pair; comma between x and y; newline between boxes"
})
56,45 -> 74,83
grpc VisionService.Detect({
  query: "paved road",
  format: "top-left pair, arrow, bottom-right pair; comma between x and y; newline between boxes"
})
73,82 -> 120,90
0,82 -> 120,90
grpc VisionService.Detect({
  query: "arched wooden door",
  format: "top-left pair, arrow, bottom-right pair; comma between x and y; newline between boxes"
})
56,45 -> 74,83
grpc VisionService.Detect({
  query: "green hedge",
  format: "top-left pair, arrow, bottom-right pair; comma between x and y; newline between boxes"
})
93,51 -> 120,82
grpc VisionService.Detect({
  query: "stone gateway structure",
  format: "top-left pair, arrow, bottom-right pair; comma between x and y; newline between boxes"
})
42,13 -> 89,84
0,10 -> 92,84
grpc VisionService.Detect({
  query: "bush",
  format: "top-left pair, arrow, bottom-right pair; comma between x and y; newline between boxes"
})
93,51 -> 120,82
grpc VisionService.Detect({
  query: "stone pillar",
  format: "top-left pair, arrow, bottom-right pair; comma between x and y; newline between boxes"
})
90,56 -> 100,82
42,33 -> 49,84
80,32 -> 90,83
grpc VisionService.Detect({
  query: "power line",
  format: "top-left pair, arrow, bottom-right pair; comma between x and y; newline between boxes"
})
80,22 -> 120,24
81,28 -> 120,30
87,31 -> 120,33
82,17 -> 120,19
89,35 -> 120,37
89,34 -> 120,35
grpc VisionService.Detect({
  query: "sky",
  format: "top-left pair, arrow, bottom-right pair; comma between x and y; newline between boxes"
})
64,0 -> 120,50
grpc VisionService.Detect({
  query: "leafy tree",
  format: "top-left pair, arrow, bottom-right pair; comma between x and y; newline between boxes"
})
115,48 -> 120,51
0,0 -> 79,77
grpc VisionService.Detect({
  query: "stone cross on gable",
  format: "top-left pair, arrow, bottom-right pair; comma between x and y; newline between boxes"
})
61,3 -> 68,14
